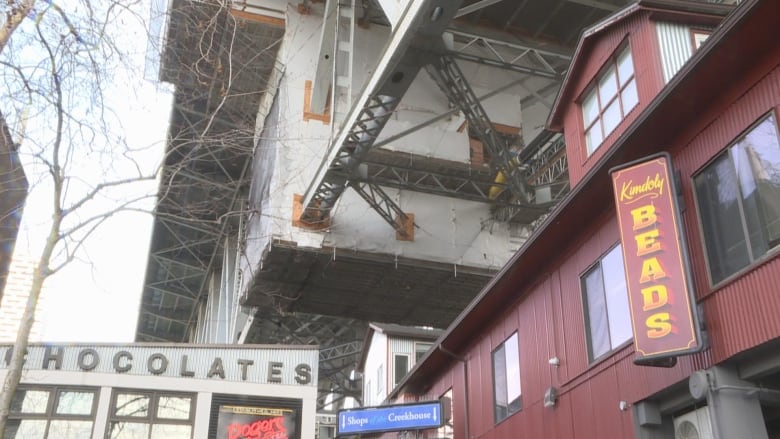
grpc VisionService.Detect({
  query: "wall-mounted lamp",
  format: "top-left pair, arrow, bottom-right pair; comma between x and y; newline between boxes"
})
543,386 -> 558,408
618,401 -> 630,411
548,357 -> 560,367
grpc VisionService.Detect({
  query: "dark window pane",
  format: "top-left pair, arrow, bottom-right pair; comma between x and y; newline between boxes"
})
4,419 -> 46,439
394,355 -> 409,387
602,247 -> 632,347
602,99 -> 621,136
151,423 -> 191,439
504,333 -> 521,412
157,396 -> 191,420
736,117 -> 780,251
695,154 -> 750,283
598,68 -> 618,104
621,79 -> 638,115
56,391 -> 94,415
617,48 -> 634,86
115,393 -> 150,417
11,390 -> 49,414
109,422 -> 149,439
49,420 -> 94,438
584,265 -> 610,359
415,343 -> 432,362
583,91 -> 599,126
493,333 -> 521,423
493,343 -> 507,422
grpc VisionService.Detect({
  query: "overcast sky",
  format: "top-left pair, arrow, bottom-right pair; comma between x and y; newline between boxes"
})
9,0 -> 173,343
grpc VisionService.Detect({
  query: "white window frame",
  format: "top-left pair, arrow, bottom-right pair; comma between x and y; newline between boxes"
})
581,244 -> 633,362
581,44 -> 639,155
492,332 -> 521,423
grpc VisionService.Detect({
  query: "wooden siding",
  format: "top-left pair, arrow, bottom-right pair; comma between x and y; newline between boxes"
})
563,12 -> 665,187
384,4 -> 779,439
671,63 -> 780,364
406,49 -> 780,439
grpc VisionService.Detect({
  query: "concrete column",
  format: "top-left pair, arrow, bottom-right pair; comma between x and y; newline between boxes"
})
707,365 -> 768,439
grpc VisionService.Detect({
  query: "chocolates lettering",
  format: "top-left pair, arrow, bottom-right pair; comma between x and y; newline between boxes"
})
2,347 -> 312,384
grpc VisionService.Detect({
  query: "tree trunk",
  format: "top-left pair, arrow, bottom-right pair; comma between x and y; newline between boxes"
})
0,0 -> 37,56
0,260 -> 46,436
0,220 -> 58,437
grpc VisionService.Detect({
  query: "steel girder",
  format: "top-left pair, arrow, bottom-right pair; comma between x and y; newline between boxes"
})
426,55 -> 533,204
300,0 -> 576,234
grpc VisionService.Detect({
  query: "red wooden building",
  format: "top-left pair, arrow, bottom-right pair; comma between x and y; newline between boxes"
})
386,0 -> 780,438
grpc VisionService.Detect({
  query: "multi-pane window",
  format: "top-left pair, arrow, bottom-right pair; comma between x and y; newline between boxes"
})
694,113 -> 780,285
582,245 -> 633,361
493,332 -> 521,423
5,386 -> 97,438
107,390 -> 194,439
582,45 -> 639,155
394,354 -> 410,387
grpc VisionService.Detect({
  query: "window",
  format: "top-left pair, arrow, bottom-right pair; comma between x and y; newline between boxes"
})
694,113 -> 780,285
582,244 -> 632,361
691,30 -> 711,50
414,342 -> 432,362
5,386 -> 97,438
493,332 -> 521,423
437,389 -> 454,439
582,45 -> 639,155
394,354 -> 410,387
107,390 -> 194,439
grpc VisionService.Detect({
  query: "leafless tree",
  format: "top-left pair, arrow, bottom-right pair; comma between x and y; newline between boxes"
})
0,0 -> 161,434
0,0 -> 285,434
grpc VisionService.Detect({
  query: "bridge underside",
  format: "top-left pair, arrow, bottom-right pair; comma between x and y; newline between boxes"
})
139,0 -> 633,409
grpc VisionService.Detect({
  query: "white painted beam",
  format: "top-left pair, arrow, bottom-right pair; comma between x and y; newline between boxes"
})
311,0 -> 338,113
455,0 -> 505,18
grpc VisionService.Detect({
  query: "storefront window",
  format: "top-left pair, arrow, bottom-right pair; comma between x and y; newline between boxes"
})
4,386 -> 97,439
108,390 -> 194,439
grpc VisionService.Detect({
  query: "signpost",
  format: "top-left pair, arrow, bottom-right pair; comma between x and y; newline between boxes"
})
337,401 -> 443,436
610,153 -> 704,364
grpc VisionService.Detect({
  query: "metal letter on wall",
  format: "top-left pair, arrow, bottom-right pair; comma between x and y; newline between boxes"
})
610,153 -> 703,363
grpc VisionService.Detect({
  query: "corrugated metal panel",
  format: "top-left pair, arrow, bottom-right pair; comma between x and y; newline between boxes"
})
2,344 -> 318,386
410,35 -> 779,439
656,21 -> 693,83
388,338 -> 416,357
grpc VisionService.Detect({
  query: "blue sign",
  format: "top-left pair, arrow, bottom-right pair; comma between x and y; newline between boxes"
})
337,401 -> 443,435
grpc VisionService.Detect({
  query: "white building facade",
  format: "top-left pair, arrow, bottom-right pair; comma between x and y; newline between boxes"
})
0,344 -> 318,439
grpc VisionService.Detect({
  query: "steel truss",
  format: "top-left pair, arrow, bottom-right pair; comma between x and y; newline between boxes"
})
426,55 -> 534,204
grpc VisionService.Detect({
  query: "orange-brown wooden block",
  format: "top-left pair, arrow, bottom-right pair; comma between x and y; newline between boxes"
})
395,213 -> 415,241
293,193 -> 330,230
303,80 -> 331,124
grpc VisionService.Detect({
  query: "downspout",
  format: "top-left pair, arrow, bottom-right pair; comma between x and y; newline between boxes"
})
439,345 -> 469,439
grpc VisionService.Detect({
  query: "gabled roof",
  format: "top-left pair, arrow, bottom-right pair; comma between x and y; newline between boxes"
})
357,323 -> 444,371
547,0 -> 732,131
391,0 -> 776,399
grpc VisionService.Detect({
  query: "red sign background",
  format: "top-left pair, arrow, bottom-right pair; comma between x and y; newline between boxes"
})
611,154 -> 701,360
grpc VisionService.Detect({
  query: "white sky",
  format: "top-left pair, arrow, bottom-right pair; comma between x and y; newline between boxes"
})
9,0 -> 173,343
